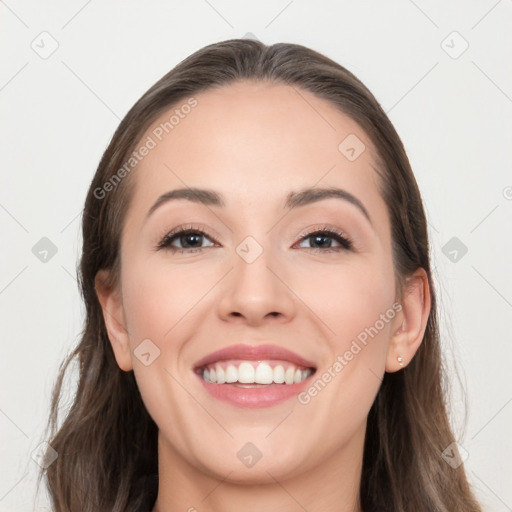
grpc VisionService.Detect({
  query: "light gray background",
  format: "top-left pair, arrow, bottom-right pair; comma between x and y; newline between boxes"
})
1,1 -> 511,510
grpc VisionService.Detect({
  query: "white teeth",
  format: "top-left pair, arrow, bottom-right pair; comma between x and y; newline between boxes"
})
273,365 -> 285,384
216,364 -> 225,384
225,364 -> 237,383
238,362 -> 255,383
201,361 -> 312,385
255,362 -> 273,384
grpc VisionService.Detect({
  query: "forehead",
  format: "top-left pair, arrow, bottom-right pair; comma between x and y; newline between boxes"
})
124,81 -> 388,233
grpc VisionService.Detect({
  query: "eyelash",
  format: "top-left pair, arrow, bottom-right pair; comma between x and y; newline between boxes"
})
156,224 -> 354,254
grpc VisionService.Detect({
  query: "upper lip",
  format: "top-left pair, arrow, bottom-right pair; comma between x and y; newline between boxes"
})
194,344 -> 316,370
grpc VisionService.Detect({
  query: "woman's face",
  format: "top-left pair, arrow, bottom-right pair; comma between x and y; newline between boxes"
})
107,81 -> 401,482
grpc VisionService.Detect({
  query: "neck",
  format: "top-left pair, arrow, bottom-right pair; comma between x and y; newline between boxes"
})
152,429 -> 364,512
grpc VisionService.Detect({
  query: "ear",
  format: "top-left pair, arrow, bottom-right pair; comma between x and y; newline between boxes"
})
95,269 -> 133,371
385,267 -> 431,372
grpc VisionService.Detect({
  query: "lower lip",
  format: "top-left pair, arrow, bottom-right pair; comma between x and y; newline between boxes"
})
196,374 -> 313,408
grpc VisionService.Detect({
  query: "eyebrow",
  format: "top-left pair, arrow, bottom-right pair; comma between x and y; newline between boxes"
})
146,186 -> 372,224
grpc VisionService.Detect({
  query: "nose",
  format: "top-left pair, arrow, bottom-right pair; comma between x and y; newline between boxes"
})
216,242 -> 296,327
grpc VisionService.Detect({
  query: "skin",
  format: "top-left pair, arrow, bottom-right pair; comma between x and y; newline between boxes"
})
96,81 -> 430,512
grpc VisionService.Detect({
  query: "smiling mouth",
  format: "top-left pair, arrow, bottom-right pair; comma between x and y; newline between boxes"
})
196,360 -> 316,385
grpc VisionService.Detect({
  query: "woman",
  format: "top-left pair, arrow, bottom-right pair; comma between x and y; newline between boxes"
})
42,39 -> 482,511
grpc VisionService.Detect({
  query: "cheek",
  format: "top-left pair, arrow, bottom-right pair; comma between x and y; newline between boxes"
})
296,257 -> 396,411
297,257 -> 396,347
306,261 -> 396,386
293,265 -> 395,436
118,258 -> 204,443
120,256 -> 200,347
118,255 -> 212,408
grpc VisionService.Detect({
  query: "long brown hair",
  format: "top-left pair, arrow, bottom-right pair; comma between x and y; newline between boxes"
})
41,39 -> 481,511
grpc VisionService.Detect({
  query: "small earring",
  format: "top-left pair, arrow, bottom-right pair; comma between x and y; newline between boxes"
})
397,356 -> 404,367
